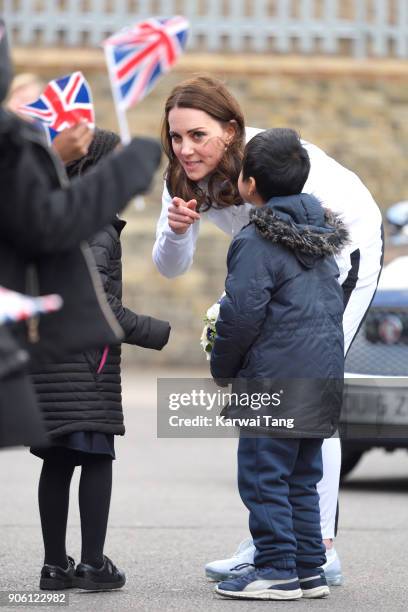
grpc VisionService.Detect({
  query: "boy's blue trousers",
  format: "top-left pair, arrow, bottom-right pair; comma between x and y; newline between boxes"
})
238,434 -> 326,570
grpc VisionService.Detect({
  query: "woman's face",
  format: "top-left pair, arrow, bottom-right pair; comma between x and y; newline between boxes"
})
168,107 -> 235,181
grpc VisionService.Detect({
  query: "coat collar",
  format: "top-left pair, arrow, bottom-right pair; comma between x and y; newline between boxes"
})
112,216 -> 126,234
249,194 -> 349,267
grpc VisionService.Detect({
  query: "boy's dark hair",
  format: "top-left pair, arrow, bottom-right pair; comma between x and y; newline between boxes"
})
66,128 -> 121,179
242,128 -> 311,201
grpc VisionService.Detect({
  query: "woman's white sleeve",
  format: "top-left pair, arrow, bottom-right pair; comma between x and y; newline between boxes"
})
152,183 -> 200,278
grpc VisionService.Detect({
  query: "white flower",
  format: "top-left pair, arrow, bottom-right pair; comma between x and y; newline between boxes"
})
206,301 -> 220,321
200,292 -> 225,360
200,325 -> 212,360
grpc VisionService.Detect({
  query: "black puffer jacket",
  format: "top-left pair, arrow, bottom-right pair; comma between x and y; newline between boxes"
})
211,193 -> 349,437
31,218 -> 171,437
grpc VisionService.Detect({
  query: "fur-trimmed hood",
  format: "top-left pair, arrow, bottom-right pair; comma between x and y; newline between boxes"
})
249,193 -> 349,268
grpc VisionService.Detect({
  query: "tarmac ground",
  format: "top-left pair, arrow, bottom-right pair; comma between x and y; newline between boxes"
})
1,368 -> 408,611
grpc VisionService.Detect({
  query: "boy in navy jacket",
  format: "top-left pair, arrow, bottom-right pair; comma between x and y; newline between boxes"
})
211,128 -> 348,600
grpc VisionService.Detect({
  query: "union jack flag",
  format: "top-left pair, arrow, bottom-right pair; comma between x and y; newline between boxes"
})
103,16 -> 189,111
19,71 -> 95,142
0,287 -> 63,325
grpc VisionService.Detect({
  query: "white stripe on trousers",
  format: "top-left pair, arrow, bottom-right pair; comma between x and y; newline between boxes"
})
318,239 -> 383,539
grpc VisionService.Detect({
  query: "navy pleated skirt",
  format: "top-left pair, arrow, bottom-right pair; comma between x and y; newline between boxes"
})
31,431 -> 115,465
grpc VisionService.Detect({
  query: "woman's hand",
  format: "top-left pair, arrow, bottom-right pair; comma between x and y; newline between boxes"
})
168,197 -> 200,234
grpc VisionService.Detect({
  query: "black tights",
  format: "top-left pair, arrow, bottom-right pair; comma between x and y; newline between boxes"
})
38,452 -> 112,568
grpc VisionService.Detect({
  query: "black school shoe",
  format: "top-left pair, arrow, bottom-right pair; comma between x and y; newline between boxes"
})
74,555 -> 126,591
40,556 -> 75,590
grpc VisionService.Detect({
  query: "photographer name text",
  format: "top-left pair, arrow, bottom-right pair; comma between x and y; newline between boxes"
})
168,415 -> 294,429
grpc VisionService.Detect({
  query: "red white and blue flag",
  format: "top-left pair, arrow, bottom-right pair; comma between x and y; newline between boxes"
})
0,287 -> 63,326
103,16 -> 189,111
19,71 -> 95,142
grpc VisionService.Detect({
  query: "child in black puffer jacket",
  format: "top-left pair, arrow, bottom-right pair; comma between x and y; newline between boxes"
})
31,128 -> 170,591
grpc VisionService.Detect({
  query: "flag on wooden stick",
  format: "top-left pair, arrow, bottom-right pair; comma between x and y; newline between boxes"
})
103,16 -> 189,144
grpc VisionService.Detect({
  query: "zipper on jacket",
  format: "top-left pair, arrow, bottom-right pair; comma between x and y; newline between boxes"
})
25,264 -> 40,343
97,346 -> 109,374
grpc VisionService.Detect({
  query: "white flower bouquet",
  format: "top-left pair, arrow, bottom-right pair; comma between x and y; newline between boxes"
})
200,293 -> 225,360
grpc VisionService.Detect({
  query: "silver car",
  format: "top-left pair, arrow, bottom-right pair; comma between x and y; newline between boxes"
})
340,202 -> 408,478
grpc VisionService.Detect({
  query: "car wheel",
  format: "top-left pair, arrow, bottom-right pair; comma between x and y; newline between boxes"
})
340,446 -> 364,479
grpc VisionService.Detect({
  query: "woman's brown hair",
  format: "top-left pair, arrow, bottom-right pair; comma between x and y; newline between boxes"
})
161,75 -> 246,211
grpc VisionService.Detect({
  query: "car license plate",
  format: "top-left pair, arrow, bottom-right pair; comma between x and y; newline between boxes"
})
342,380 -> 408,425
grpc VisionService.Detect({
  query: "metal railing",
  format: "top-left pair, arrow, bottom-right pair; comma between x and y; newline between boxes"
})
1,0 -> 407,57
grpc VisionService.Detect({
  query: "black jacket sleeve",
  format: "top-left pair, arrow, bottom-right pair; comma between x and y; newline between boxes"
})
210,235 -> 275,381
105,293 -> 171,350
0,116 -> 161,254
116,306 -> 171,350
90,231 -> 171,351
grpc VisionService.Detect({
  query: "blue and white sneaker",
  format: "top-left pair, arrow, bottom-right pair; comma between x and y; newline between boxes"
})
215,566 -> 302,600
205,537 -> 255,581
322,547 -> 343,586
298,568 -> 330,599
205,537 -> 343,586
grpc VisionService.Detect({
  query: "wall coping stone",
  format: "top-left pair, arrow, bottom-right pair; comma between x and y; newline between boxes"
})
11,49 -> 408,80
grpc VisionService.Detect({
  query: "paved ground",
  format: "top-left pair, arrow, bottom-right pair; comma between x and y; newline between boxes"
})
1,368 -> 408,611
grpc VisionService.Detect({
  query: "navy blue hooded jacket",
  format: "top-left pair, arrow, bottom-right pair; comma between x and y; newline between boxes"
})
210,193 -> 349,437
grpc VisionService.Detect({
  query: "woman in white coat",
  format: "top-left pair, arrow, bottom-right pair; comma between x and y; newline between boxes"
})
153,75 -> 383,586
